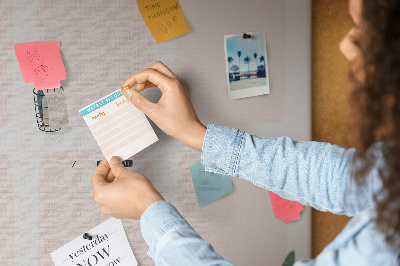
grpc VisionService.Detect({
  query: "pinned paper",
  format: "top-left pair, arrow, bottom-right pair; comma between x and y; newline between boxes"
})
14,41 -> 66,90
269,191 -> 304,223
189,161 -> 233,208
44,89 -> 69,129
137,0 -> 191,44
79,90 -> 158,162
51,218 -> 138,266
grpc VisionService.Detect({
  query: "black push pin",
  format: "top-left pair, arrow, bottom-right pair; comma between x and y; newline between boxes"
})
97,159 -> 132,167
83,233 -> 94,240
243,33 -> 252,39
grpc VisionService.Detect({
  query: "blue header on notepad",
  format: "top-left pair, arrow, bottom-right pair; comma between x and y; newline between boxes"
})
80,91 -> 123,117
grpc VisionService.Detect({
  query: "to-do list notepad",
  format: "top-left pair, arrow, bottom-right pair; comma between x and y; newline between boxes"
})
80,90 -> 158,162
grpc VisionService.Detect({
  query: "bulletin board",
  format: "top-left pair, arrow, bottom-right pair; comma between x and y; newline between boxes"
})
0,0 -> 311,265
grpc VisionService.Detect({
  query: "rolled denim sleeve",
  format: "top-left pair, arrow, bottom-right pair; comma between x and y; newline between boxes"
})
140,200 -> 234,265
201,124 -> 383,216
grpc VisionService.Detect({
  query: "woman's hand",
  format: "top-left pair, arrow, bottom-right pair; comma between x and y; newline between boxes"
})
91,157 -> 164,219
120,61 -> 206,151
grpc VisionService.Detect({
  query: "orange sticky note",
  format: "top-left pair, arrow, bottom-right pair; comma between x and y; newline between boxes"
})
137,0 -> 191,44
269,191 -> 304,224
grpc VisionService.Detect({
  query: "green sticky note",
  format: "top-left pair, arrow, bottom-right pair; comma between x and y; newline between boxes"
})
189,160 -> 233,208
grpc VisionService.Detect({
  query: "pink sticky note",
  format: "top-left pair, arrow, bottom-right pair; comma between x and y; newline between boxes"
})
14,41 -> 66,90
269,191 -> 304,223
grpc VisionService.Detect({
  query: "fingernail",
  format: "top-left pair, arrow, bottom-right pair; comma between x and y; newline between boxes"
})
110,156 -> 121,165
124,89 -> 133,100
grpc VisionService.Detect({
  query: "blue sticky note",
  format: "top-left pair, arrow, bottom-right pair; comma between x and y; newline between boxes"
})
189,160 -> 233,208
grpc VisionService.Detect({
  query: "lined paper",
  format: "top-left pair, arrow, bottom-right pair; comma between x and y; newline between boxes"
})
79,90 -> 158,162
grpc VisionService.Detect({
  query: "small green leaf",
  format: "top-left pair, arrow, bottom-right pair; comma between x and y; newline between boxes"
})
282,250 -> 295,266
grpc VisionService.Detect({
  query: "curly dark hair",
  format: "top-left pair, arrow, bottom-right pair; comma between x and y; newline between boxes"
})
349,0 -> 400,255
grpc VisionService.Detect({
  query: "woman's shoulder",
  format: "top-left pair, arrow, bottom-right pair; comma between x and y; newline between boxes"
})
323,209 -> 399,265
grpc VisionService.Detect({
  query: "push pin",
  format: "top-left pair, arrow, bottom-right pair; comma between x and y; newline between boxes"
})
83,233 -> 95,240
242,33 -> 252,39
120,85 -> 130,93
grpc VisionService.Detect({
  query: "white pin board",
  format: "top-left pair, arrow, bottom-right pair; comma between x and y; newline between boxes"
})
0,0 -> 311,265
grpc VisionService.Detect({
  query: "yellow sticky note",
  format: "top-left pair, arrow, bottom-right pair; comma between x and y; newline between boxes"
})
137,0 -> 191,44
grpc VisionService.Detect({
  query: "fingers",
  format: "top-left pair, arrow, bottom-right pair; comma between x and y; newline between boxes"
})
91,158 -> 110,189
123,62 -> 179,92
105,169 -> 116,183
120,62 -> 182,118
109,156 -> 129,178
121,68 -> 172,94
121,88 -> 158,117
147,61 -> 178,79
99,206 -> 110,216
135,81 -> 155,92
103,159 -> 116,183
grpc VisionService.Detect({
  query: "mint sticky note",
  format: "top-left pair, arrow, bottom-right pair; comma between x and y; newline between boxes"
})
189,160 -> 233,208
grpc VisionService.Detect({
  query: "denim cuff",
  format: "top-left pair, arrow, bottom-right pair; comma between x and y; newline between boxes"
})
201,124 -> 245,176
140,200 -> 190,260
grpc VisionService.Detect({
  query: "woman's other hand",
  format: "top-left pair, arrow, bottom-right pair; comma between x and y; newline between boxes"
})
91,157 -> 164,219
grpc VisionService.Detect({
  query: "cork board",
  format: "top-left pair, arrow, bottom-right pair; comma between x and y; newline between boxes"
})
311,0 -> 353,258
0,0 -> 312,265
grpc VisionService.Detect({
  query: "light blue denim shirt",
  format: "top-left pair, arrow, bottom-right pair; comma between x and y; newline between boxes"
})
140,124 -> 399,265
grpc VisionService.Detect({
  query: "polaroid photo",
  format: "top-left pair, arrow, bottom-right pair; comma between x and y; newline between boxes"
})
224,31 -> 270,100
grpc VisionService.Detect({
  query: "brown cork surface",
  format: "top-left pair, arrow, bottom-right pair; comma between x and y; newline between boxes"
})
311,0 -> 354,258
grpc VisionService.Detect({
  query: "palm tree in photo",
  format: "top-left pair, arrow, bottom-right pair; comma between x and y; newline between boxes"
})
258,55 -> 266,77
231,64 -> 239,73
260,55 -> 266,71
253,53 -> 258,74
227,56 -> 234,73
237,51 -> 242,77
244,56 -> 252,78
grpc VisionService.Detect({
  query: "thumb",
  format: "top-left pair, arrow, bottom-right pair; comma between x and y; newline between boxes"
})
122,88 -> 155,116
109,156 -> 129,178
91,159 -> 110,189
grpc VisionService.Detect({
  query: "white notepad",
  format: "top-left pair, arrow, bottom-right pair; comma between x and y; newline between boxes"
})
79,89 -> 158,162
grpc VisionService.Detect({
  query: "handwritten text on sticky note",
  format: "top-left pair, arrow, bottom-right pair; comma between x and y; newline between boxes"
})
269,191 -> 304,224
14,41 -> 67,90
137,0 -> 191,44
189,161 -> 233,208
